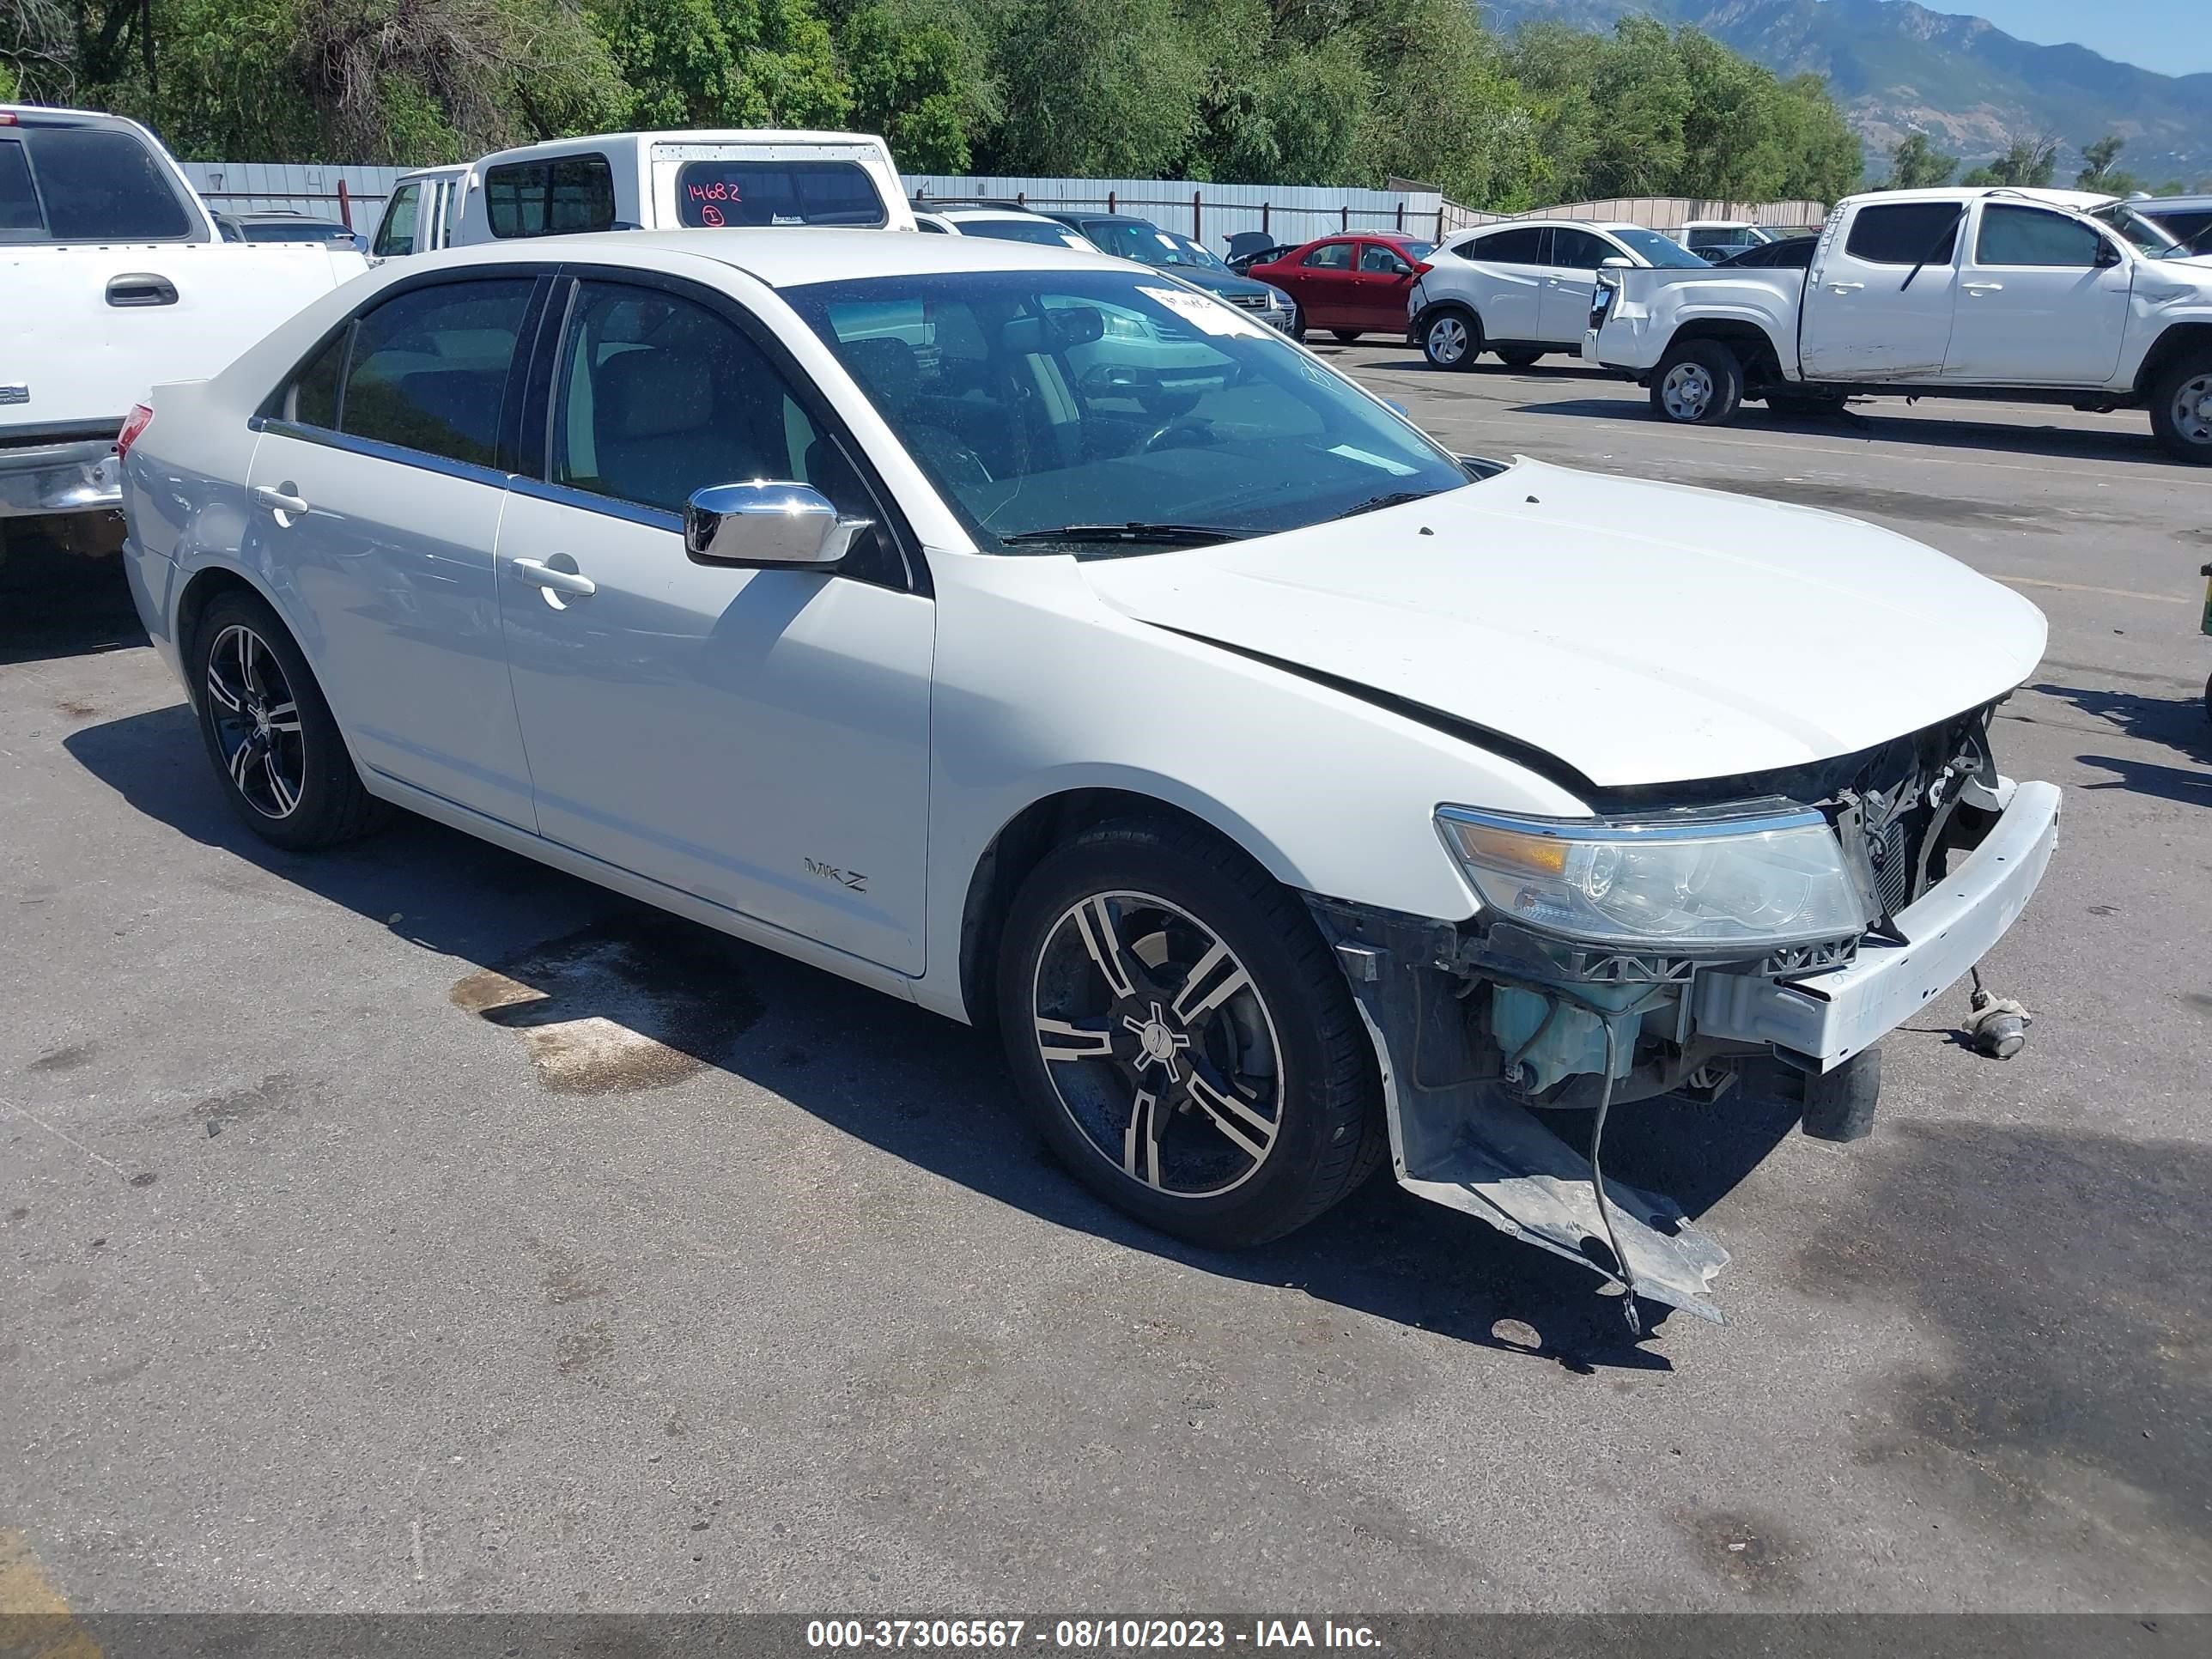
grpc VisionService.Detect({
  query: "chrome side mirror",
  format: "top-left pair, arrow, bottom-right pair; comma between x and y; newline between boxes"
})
684,482 -> 872,568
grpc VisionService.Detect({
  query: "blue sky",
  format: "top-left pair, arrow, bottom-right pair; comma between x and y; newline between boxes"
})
1955,1 -> 2212,77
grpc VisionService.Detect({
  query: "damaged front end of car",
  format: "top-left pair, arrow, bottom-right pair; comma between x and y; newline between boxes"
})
1304,704 -> 2062,1328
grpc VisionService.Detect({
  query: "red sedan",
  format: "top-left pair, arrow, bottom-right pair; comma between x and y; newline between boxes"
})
1247,234 -> 1435,343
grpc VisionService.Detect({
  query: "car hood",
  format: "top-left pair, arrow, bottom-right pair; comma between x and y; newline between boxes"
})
1164,264 -> 1273,300
1079,459 -> 2048,793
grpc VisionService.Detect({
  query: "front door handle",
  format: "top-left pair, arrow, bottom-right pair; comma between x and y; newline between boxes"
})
252,483 -> 310,517
514,557 -> 596,597
1826,281 -> 1865,293
1960,281 -> 2004,294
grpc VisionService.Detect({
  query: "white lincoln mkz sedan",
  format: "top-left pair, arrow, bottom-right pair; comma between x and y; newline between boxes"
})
118,230 -> 2060,1325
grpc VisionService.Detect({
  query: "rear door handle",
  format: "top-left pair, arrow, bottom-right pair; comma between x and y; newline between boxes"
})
106,272 -> 179,307
1826,281 -> 1865,293
252,483 -> 310,516
1961,281 -> 2004,294
514,557 -> 596,597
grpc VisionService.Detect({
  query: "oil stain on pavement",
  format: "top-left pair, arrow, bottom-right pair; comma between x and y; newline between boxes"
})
450,912 -> 762,1095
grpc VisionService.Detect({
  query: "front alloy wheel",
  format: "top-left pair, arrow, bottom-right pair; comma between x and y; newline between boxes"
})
997,820 -> 1383,1248
2151,360 -> 2212,462
1031,890 -> 1283,1197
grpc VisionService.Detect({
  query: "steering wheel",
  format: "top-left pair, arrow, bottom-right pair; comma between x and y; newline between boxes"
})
1139,417 -> 1218,454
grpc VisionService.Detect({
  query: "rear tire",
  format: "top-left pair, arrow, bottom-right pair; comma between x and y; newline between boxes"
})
1650,338 -> 1745,425
1330,329 -> 1363,344
1419,307 -> 1479,371
996,818 -> 1383,1249
2148,355 -> 2212,463
1496,348 -> 1543,370
1288,304 -> 1308,344
189,589 -> 385,850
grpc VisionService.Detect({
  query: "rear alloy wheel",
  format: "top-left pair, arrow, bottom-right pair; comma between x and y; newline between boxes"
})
998,821 -> 1382,1248
191,590 -> 386,849
1421,310 -> 1478,371
1652,339 -> 1745,425
1496,348 -> 1544,370
2149,357 -> 2212,463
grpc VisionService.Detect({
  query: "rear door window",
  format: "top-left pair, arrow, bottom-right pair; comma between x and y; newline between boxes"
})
1468,227 -> 1548,265
337,280 -> 537,466
8,125 -> 197,242
1358,242 -> 1410,274
485,155 -> 615,239
1302,241 -> 1354,270
1844,203 -> 1960,265
1547,228 -> 1610,270
675,160 -> 886,228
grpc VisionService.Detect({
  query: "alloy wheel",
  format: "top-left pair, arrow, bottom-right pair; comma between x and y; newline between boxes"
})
1030,890 -> 1284,1198
1662,361 -> 1715,420
2174,373 -> 2212,448
204,623 -> 307,819
1427,316 -> 1468,366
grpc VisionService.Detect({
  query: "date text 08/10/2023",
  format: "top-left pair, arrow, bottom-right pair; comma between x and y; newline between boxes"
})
805,1620 -> 1382,1650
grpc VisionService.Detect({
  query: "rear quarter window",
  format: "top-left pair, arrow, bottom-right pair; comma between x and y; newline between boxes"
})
676,160 -> 887,228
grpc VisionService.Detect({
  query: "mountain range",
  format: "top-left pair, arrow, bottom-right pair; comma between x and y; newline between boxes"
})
1480,0 -> 2212,188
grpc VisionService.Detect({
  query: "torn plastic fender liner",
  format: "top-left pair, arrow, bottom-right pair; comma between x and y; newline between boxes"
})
1311,898 -> 1730,1323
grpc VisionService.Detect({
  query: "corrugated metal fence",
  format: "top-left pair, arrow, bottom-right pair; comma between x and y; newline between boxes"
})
180,159 -> 1826,248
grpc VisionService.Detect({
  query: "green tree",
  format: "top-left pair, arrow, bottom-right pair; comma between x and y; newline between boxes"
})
1960,135 -> 2058,188
587,0 -> 848,132
1879,131 -> 1956,190
2075,132 -> 2141,195
838,1 -> 971,171
986,0 -> 1205,177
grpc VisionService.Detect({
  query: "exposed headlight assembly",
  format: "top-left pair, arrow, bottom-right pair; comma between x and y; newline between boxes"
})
1437,805 -> 1869,951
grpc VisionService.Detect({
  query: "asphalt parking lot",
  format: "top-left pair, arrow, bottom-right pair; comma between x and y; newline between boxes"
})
4,348 -> 2209,1616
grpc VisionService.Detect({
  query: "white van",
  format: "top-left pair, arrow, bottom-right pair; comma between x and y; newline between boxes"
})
447,131 -> 916,245
369,164 -> 470,258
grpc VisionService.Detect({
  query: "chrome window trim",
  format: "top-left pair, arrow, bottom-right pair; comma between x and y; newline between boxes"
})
508,473 -> 684,533
1437,803 -> 1828,842
251,416 -> 513,492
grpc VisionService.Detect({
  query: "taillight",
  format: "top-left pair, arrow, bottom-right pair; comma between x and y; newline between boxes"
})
1413,261 -> 1433,276
116,403 -> 155,459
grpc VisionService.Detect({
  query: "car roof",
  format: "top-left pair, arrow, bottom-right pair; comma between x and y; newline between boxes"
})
1457,219 -> 1642,234
937,206 -> 1058,222
469,129 -> 893,169
2137,194 -> 2212,212
1844,186 -> 2114,210
407,227 -> 1132,288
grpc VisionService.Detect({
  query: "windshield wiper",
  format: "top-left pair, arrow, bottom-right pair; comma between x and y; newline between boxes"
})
997,522 -> 1249,547
1342,490 -> 1437,518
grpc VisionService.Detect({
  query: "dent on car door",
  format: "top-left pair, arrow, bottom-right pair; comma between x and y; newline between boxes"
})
245,274 -> 543,829
1801,201 -> 1963,380
1943,203 -> 2131,385
493,275 -> 934,975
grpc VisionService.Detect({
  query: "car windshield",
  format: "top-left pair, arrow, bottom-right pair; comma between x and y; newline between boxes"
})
1608,228 -> 1708,268
1082,221 -> 1209,268
960,217 -> 1091,251
2092,203 -> 2185,258
788,269 -> 1474,556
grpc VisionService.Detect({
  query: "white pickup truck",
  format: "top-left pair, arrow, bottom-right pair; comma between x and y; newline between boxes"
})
1,106 -> 368,550
1586,186 -> 2212,463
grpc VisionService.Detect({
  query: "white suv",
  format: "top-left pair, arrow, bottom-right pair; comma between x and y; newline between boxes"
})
1410,219 -> 1706,369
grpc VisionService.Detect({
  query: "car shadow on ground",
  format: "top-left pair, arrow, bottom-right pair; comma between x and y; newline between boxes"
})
63,701 -> 1808,1371
1510,393 -> 2191,468
0,544 -> 147,668
2027,680 -> 2211,759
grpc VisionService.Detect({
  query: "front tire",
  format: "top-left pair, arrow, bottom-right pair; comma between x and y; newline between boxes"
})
1419,307 -> 1479,371
2149,355 -> 2212,463
1330,329 -> 1364,344
1651,338 -> 1745,425
189,590 -> 384,849
996,820 -> 1382,1249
